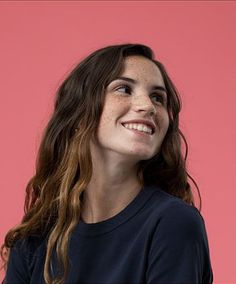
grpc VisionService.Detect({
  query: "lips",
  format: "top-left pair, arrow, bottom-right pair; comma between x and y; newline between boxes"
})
121,119 -> 156,134
121,123 -> 153,136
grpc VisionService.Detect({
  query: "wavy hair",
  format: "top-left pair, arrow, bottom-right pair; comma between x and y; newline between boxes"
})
0,43 -> 201,284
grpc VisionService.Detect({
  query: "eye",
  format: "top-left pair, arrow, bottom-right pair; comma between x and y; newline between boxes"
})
116,84 -> 131,94
151,93 -> 166,104
115,85 -> 167,105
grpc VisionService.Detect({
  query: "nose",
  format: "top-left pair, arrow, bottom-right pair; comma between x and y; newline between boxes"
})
132,93 -> 156,116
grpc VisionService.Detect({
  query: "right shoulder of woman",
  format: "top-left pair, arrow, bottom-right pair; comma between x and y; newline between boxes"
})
3,235 -> 47,284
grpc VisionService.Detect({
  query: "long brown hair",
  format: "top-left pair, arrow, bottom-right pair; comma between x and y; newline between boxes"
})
0,43 -> 201,284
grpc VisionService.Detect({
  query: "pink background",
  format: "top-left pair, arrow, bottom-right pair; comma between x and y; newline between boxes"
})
0,1 -> 235,283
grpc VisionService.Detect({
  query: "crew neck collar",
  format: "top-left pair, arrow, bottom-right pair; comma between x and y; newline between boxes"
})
75,185 -> 159,237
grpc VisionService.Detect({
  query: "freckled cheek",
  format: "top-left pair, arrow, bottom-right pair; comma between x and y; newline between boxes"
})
101,100 -> 129,123
102,109 -> 116,122
156,111 -> 169,131
164,116 -> 170,133
98,109 -> 118,131
162,111 -> 169,124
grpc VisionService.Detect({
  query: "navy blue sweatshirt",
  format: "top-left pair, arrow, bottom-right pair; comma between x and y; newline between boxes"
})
3,185 -> 213,283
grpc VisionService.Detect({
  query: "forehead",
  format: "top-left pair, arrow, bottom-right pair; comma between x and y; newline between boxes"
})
120,55 -> 164,86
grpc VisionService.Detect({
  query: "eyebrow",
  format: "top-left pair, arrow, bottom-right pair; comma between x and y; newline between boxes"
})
112,76 -> 167,94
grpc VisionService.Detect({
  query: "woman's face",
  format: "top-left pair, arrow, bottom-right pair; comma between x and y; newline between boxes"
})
91,55 -> 169,162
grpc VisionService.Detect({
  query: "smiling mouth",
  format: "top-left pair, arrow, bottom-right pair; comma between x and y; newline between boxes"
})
121,124 -> 154,136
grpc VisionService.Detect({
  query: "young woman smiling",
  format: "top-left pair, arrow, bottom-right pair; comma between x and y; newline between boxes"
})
1,43 -> 213,284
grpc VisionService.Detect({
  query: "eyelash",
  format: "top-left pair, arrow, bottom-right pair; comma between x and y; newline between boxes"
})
115,84 -> 166,104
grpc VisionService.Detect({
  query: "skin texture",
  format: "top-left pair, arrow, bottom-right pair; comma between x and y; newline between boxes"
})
80,55 -> 170,223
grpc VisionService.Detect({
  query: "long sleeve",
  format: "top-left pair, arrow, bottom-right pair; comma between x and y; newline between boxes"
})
146,203 -> 214,284
3,239 -> 31,284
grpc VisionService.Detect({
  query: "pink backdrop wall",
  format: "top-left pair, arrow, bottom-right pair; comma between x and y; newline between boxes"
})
0,1 -> 235,283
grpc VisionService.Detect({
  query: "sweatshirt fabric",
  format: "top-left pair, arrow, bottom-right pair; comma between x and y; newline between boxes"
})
3,185 -> 214,284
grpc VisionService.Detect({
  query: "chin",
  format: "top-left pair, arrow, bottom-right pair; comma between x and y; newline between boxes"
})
131,151 -> 157,161
139,155 -> 156,161
138,149 -> 160,160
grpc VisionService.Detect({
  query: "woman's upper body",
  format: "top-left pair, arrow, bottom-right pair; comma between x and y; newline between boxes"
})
3,185 -> 213,284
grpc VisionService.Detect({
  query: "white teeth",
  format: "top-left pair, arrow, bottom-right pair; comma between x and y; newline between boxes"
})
122,123 -> 152,134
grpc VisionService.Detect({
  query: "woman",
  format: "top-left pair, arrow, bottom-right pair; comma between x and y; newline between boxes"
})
1,43 -> 213,284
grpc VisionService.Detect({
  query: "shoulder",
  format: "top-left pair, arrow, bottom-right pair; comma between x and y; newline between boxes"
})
147,187 -> 207,241
11,234 -> 47,261
144,188 -> 213,284
148,186 -> 203,220
4,235 -> 47,283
